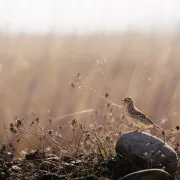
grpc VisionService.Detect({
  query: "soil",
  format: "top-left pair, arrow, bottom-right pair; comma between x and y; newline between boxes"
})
0,149 -> 179,180
0,150 -> 110,180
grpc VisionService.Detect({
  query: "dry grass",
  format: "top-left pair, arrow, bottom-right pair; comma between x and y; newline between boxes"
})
0,30 -> 180,152
2,98 -> 180,179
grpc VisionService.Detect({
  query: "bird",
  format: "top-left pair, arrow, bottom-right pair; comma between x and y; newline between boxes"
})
121,97 -> 162,132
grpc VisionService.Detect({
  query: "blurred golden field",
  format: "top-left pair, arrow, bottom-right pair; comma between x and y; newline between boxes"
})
0,31 -> 180,150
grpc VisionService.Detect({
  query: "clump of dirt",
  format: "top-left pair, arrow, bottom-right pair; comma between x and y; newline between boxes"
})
0,148 -> 179,180
0,149 -> 114,180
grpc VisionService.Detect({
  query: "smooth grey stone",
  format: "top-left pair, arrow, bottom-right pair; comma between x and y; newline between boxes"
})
119,169 -> 173,180
115,131 -> 178,174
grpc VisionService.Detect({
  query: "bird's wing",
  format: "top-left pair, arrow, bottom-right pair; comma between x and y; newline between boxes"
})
132,108 -> 155,125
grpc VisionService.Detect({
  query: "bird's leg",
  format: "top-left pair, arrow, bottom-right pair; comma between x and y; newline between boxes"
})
138,127 -> 143,132
134,127 -> 140,132
134,127 -> 143,132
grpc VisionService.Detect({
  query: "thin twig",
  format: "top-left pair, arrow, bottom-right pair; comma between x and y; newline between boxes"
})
19,136 -> 38,149
51,109 -> 95,122
75,130 -> 84,162
3,122 -> 22,159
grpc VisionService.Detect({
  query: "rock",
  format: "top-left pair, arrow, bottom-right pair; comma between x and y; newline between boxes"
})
61,162 -> 77,171
115,131 -> 178,174
11,165 -> 21,172
47,156 -> 60,161
61,155 -> 73,162
39,161 -> 55,171
119,169 -> 173,180
25,150 -> 45,160
3,152 -> 13,162
46,154 -> 60,162
70,159 -> 83,165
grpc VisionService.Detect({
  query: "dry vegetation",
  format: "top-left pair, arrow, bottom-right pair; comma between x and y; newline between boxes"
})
0,31 -> 179,179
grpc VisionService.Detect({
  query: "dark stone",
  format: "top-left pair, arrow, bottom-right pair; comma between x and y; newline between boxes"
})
61,155 -> 73,163
119,169 -> 173,180
61,162 -> 77,171
115,132 -> 178,174
25,150 -> 45,160
11,165 -> 21,172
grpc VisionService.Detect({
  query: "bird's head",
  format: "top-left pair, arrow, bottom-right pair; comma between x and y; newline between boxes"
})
122,97 -> 134,107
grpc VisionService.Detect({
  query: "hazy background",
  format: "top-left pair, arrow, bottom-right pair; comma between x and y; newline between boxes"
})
1,0 -> 180,33
0,0 -> 180,151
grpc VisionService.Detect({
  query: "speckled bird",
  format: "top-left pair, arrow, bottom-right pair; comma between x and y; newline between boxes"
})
122,97 -> 162,132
